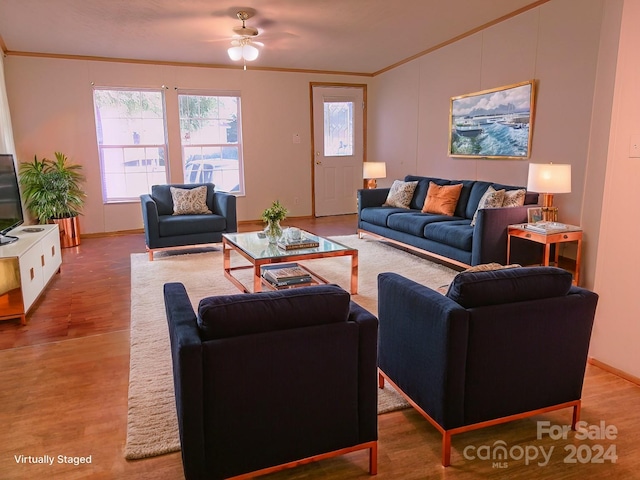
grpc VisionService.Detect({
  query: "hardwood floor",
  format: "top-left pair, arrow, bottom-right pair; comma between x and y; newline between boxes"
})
1,214 -> 638,479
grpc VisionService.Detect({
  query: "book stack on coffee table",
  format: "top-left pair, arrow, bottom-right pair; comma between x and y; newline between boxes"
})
260,263 -> 314,288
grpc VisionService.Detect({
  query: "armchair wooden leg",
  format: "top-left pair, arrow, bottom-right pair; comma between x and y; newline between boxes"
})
369,441 -> 378,475
442,432 -> 452,467
571,401 -> 581,429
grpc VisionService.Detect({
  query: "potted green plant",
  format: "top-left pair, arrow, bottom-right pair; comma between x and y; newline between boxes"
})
19,152 -> 86,247
261,200 -> 288,244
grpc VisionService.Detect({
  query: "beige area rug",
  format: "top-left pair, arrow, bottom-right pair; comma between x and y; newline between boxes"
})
125,235 -> 458,460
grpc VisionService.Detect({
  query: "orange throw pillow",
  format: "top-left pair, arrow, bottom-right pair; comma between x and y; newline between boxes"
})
422,182 -> 463,216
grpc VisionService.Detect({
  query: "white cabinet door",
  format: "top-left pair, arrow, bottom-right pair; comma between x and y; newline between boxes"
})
41,227 -> 62,281
18,245 -> 45,312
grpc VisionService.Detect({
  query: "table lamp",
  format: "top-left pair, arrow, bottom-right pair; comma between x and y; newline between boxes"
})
363,162 -> 386,189
527,163 -> 571,221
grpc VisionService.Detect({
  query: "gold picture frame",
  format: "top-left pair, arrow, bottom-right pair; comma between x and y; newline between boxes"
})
448,80 -> 536,159
527,207 -> 543,224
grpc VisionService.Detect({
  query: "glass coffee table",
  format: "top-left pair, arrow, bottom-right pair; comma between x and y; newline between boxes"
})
222,230 -> 358,294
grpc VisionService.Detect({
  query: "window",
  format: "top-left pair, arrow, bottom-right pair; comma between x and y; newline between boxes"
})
93,88 -> 168,202
178,92 -> 244,194
324,101 -> 354,156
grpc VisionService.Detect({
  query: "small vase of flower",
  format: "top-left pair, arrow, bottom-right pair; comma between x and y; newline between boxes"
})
261,200 -> 288,244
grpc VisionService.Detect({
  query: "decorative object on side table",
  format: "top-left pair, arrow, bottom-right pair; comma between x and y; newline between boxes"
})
19,152 -> 86,248
261,200 -> 288,244
527,207 -> 543,223
527,163 -> 571,222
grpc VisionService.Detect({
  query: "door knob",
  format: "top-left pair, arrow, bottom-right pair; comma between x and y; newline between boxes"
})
316,160 -> 322,165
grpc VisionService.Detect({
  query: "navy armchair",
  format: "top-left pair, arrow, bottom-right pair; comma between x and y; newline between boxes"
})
141,183 -> 237,260
377,267 -> 598,466
164,282 -> 378,480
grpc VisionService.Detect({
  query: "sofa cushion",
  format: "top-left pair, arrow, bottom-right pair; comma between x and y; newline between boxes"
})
387,212 -> 460,237
423,220 -> 473,251
158,214 -> 227,237
197,284 -> 351,340
383,180 -> 419,208
170,186 -> 212,215
360,206 -> 409,227
422,182 -> 463,216
446,266 -> 573,308
470,186 -> 505,226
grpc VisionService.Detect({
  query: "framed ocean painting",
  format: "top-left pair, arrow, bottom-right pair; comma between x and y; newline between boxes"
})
448,80 -> 536,159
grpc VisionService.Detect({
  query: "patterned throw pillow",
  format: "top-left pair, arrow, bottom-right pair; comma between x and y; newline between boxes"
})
383,180 -> 419,209
470,185 -> 506,226
462,262 -> 522,273
502,188 -> 526,207
170,186 -> 212,215
422,182 -> 463,216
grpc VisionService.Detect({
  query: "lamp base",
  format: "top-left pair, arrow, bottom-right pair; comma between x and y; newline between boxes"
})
364,179 -> 377,189
541,206 -> 558,222
540,193 -> 558,222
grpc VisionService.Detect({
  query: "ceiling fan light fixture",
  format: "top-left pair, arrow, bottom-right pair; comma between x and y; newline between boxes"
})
227,10 -> 261,65
228,46 -> 243,61
242,43 -> 259,61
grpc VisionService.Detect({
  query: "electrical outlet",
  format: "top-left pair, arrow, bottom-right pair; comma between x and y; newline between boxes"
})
293,133 -> 301,144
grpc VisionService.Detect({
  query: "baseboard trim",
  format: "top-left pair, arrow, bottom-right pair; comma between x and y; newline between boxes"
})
81,228 -> 144,238
588,357 -> 640,387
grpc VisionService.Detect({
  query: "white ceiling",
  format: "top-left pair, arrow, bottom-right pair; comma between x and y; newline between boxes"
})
0,0 -> 543,75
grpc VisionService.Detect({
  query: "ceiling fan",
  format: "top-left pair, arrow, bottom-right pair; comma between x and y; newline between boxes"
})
228,11 -> 262,67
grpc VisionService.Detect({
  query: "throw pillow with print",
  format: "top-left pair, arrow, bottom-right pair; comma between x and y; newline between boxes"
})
170,186 -> 212,215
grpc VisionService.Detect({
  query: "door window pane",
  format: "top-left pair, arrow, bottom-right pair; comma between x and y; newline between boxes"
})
324,101 -> 354,156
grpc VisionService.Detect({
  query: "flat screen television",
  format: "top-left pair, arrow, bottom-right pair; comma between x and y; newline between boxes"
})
0,154 -> 24,245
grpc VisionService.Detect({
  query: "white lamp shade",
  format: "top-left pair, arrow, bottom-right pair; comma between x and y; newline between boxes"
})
363,162 -> 387,179
228,46 -> 243,61
527,163 -> 571,193
243,44 -> 259,61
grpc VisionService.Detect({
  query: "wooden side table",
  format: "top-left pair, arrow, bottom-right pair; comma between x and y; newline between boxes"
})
507,224 -> 583,285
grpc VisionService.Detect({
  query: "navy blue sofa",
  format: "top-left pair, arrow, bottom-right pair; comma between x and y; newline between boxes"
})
140,183 -> 237,260
377,267 -> 598,466
164,282 -> 379,480
357,175 -> 539,267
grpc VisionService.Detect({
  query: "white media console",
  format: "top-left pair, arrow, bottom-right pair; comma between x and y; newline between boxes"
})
0,224 -> 62,324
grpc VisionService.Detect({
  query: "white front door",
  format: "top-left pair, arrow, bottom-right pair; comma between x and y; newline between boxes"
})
312,85 -> 364,217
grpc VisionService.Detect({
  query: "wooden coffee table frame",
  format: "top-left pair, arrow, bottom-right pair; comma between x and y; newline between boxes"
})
222,234 -> 358,294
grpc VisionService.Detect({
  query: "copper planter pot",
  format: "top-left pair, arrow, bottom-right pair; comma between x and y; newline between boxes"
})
52,216 -> 81,248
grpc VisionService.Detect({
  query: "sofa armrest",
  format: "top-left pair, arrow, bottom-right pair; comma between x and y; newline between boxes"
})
471,205 -> 531,265
348,301 -> 379,442
377,273 -> 469,429
357,188 -> 390,211
163,282 -> 206,480
140,194 -> 160,247
212,192 -> 238,233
